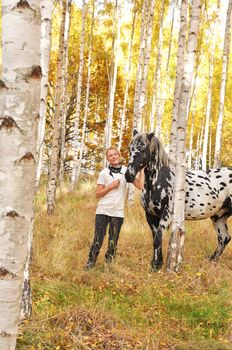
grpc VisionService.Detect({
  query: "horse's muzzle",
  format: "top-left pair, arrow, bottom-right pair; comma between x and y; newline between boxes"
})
125,169 -> 135,183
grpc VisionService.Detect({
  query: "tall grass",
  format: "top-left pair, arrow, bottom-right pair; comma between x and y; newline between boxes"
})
17,176 -> 232,349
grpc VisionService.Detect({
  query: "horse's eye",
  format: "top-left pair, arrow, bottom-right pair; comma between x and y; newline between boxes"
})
137,144 -> 145,151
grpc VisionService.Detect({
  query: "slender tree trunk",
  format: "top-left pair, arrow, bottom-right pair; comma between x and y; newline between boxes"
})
136,0 -> 155,130
103,0 -> 121,167
166,3 -> 175,72
208,114 -> 213,168
150,0 -> 165,135
169,0 -> 188,162
197,116 -> 204,170
129,0 -> 155,205
214,0 -> 232,167
0,1 -> 41,348
76,0 -> 95,181
167,0 -> 201,272
59,0 -> 72,188
70,0 -> 87,190
133,0 -> 154,131
118,8 -> 136,149
202,0 -> 221,170
187,96 -> 196,169
47,0 -> 67,214
35,0 -> 54,189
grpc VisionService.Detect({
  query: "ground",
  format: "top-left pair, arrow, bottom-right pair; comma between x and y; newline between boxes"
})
17,177 -> 232,349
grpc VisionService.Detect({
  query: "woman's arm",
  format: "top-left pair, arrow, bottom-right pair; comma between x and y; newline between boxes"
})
133,168 -> 144,190
95,180 -> 120,198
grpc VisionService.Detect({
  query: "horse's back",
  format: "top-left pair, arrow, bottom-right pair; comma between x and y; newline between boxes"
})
185,167 -> 232,220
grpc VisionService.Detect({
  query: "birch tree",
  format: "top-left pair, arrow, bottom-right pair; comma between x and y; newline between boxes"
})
70,0 -> 87,189
36,0 -> 54,188
76,0 -> 95,181
202,1 -> 220,170
169,0 -> 188,162
47,0 -> 67,214
150,0 -> 165,134
214,0 -> 232,167
166,2 -> 175,72
133,0 -> 155,131
59,0 -> 72,187
167,0 -> 201,272
103,0 -> 121,164
128,0 -> 155,204
0,0 -> 41,347
118,8 -> 136,150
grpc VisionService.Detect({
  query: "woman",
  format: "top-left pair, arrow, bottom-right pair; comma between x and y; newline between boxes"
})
85,146 -> 144,269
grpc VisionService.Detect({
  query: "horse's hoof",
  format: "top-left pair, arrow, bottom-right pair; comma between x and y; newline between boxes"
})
151,264 -> 163,272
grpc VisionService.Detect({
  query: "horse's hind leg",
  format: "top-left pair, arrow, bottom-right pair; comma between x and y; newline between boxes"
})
210,215 -> 231,261
145,212 -> 162,270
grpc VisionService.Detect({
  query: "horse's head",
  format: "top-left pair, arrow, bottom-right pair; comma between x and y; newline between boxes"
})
125,130 -> 155,183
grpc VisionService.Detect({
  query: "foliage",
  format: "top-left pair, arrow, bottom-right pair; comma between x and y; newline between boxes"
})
44,0 -> 232,173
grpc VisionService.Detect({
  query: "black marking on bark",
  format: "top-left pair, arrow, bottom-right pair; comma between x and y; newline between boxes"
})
6,210 -> 20,218
0,116 -> 21,132
29,66 -> 42,79
15,0 -> 33,11
0,267 -> 17,279
0,331 -> 11,337
35,113 -> 40,121
0,80 -> 8,90
17,152 -> 36,164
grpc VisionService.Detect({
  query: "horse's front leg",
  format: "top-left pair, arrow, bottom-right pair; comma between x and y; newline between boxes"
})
148,207 -> 172,271
145,212 -> 162,270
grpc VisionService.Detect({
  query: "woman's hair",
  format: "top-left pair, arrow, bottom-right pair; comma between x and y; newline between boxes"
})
106,146 -> 121,157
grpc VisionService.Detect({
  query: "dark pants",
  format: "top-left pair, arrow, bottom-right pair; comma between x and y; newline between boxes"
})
87,214 -> 124,266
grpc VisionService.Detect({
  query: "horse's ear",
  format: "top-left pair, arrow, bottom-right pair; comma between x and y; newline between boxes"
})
133,129 -> 138,137
147,132 -> 155,142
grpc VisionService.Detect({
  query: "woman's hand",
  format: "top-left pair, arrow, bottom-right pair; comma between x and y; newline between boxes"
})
96,180 -> 120,198
110,179 -> 120,189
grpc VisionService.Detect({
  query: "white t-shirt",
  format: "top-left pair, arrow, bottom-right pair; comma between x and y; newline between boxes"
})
96,165 -> 127,218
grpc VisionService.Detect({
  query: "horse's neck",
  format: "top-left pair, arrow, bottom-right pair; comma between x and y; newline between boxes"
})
145,154 -> 171,185
145,159 -> 161,183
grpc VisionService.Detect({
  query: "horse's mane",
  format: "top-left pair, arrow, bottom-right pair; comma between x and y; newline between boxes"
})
149,135 -> 171,168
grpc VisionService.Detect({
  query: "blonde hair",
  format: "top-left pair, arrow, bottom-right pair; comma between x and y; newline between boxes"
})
106,146 -> 121,157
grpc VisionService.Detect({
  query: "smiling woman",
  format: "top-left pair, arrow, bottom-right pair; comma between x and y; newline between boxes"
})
84,145 -> 144,270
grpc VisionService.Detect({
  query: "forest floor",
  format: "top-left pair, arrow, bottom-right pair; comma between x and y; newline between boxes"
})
17,176 -> 232,350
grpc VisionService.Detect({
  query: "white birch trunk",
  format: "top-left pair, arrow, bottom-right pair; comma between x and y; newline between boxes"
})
214,0 -> 232,167
35,0 -> 54,189
150,0 -> 165,134
103,0 -> 121,166
187,110 -> 195,170
169,0 -> 188,162
0,0 -> 41,348
47,0 -> 67,214
118,9 -> 136,150
129,0 -> 155,205
208,114 -> 213,168
59,0 -> 72,188
202,1 -> 220,170
21,0 -> 54,318
194,131 -> 200,170
166,3 -> 175,72
138,0 -> 155,125
196,116 -> 204,170
76,0 -> 95,181
167,0 -> 201,272
133,0 -> 149,131
69,0 -> 87,190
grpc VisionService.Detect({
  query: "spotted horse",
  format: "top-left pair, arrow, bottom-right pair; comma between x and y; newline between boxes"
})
125,130 -> 232,270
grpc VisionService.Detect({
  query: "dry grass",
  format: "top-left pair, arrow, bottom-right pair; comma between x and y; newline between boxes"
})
17,176 -> 232,350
